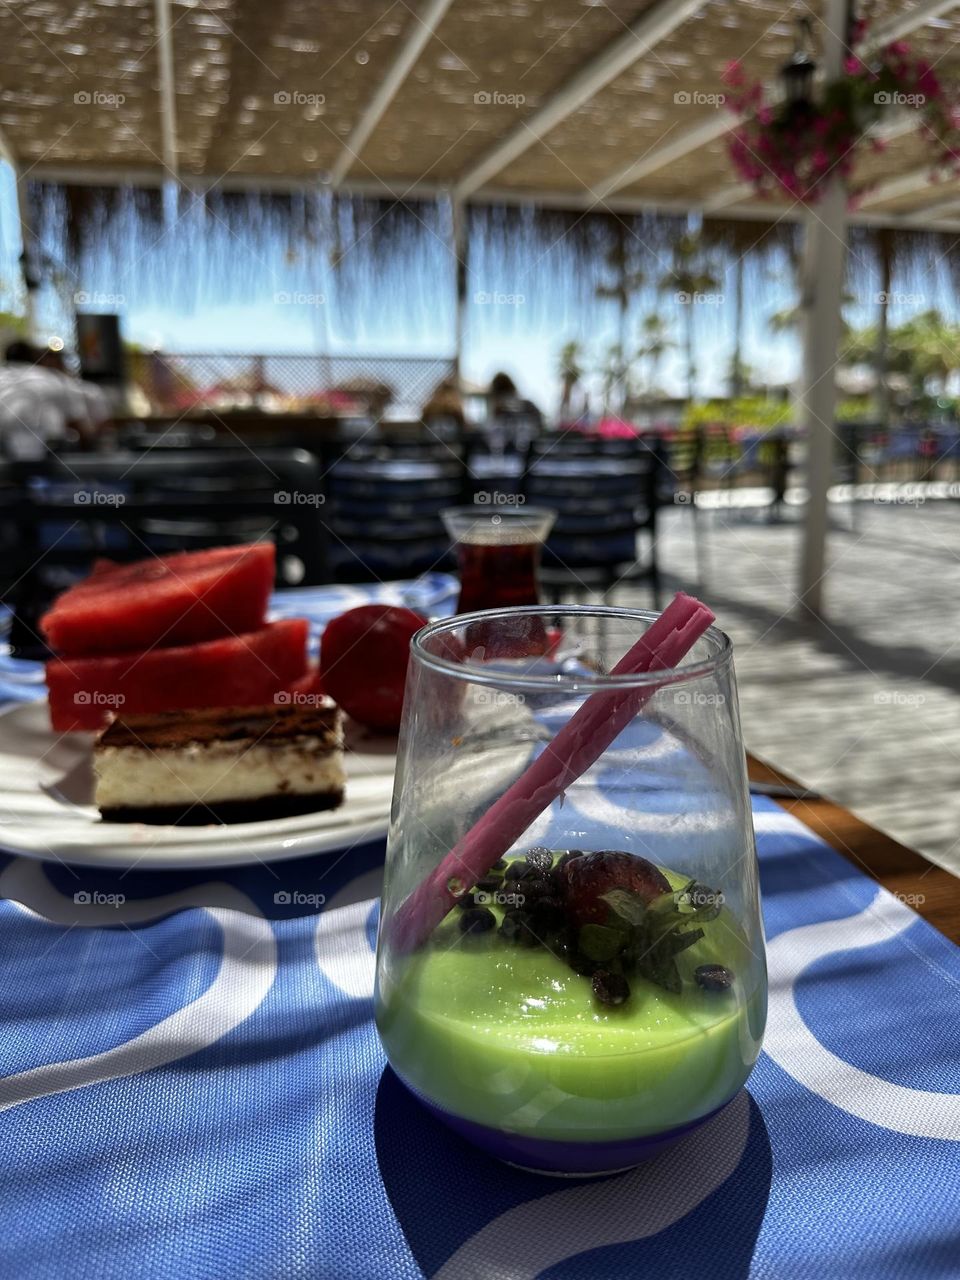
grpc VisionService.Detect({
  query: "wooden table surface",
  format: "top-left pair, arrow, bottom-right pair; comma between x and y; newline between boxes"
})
748,752 -> 960,947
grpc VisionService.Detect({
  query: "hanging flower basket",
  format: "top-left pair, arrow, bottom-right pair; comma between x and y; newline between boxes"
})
723,25 -> 960,205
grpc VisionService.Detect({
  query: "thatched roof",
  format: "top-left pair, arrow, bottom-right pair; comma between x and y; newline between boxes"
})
5,0 -> 960,239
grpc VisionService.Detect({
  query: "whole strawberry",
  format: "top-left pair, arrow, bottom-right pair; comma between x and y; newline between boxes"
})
561,851 -> 671,928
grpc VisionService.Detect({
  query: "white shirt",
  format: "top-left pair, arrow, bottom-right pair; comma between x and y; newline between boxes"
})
0,368 -> 111,460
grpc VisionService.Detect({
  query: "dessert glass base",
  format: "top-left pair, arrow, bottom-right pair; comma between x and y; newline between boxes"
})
412,1086 -> 731,1176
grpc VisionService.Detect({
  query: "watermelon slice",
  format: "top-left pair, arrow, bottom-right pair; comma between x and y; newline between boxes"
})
41,542 -> 275,657
47,618 -> 309,731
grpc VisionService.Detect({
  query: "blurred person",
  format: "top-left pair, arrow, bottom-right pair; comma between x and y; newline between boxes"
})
0,341 -> 111,460
486,371 -> 543,454
422,376 -> 466,436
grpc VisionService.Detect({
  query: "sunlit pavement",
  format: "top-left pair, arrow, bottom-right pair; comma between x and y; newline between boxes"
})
617,497 -> 960,876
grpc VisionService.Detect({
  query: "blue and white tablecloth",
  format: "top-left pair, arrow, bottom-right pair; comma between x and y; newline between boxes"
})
0,579 -> 958,1279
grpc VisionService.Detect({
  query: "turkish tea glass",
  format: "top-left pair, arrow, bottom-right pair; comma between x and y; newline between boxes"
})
442,506 -> 556,614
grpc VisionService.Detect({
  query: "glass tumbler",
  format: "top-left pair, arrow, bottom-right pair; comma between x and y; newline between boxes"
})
374,605 -> 766,1175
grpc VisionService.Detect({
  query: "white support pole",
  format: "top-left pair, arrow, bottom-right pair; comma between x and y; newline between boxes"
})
14,172 -> 38,342
451,198 -> 467,383
798,0 -> 852,618
154,0 -> 179,178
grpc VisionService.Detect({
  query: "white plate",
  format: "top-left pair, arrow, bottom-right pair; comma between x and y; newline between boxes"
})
0,701 -> 399,869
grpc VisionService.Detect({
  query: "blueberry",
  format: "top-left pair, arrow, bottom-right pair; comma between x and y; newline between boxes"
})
592,970 -> 630,1005
477,875 -> 501,893
695,964 -> 735,992
491,858 -> 507,871
517,874 -> 552,899
531,895 -> 565,930
455,892 -> 480,910
556,850 -> 584,870
459,907 -> 496,935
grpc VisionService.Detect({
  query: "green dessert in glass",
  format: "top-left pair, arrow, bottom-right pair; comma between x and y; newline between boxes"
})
376,847 -> 765,1171
375,598 -> 767,1174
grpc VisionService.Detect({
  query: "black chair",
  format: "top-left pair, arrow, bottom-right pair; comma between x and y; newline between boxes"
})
520,435 -> 663,607
324,444 -> 467,582
1,449 -> 327,659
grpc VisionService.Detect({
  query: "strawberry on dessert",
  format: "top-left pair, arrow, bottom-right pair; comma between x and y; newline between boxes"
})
41,543 -> 275,656
47,618 -> 309,731
561,850 -> 671,928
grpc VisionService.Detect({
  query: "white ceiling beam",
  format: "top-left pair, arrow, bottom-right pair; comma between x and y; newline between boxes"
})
154,0 -> 179,177
452,0 -> 708,200
328,0 -> 456,188
902,191 -> 960,222
859,0 -> 960,50
593,0 -> 960,201
857,166 -> 935,210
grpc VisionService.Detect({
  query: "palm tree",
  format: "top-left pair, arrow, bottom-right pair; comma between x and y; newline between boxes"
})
886,310 -> 959,400
557,340 -> 585,417
596,228 -> 647,356
635,313 -> 674,398
598,342 -> 630,416
842,310 -> 960,406
657,232 -> 720,403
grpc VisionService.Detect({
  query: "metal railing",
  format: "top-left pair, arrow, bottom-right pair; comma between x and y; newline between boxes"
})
126,352 -> 457,417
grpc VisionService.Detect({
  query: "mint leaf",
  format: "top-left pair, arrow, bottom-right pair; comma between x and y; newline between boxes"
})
600,889 -> 646,928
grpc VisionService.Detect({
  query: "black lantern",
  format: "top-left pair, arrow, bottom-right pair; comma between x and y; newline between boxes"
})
780,17 -> 817,111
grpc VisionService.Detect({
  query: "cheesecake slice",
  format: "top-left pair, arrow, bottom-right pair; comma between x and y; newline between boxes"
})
95,699 -> 346,825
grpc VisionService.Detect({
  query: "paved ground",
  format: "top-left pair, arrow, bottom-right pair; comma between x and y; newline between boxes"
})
616,495 -> 960,876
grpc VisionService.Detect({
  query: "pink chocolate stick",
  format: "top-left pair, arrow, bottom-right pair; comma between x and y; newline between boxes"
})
390,592 -> 716,953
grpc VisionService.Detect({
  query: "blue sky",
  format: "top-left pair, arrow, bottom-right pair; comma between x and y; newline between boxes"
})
3,163 -> 953,413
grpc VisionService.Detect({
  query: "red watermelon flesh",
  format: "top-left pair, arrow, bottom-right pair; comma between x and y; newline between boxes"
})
46,618 -> 309,731
41,542 -> 275,657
